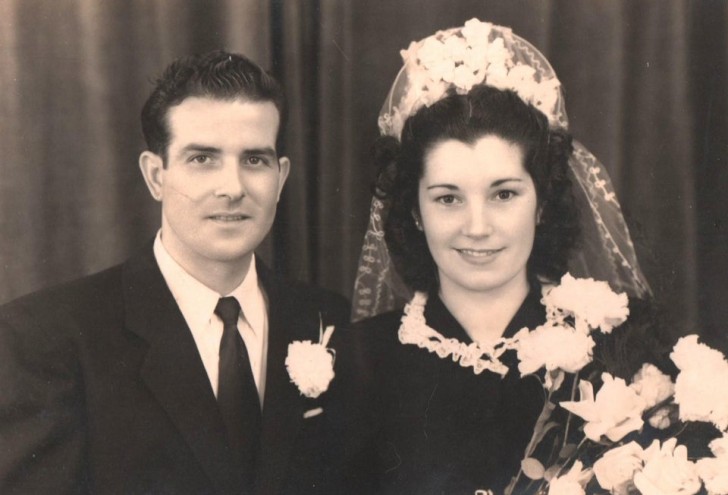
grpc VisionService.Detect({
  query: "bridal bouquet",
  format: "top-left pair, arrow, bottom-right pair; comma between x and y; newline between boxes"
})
494,274 -> 728,495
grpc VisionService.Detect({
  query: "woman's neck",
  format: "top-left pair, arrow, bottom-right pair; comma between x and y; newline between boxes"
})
438,276 -> 530,345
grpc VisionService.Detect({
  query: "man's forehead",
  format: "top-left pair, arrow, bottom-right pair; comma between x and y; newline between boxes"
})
165,97 -> 280,146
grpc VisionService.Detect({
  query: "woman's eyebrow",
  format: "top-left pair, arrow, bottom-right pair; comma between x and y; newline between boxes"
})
426,183 -> 459,190
491,178 -> 523,187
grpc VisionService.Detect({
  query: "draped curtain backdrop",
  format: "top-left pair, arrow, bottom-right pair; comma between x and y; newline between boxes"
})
1,0 -> 726,345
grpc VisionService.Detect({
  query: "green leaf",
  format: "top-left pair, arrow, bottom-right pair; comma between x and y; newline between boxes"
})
521,457 -> 545,480
544,464 -> 561,482
559,443 -> 577,459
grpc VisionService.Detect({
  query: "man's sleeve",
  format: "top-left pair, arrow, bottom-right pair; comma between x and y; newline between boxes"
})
0,303 -> 88,494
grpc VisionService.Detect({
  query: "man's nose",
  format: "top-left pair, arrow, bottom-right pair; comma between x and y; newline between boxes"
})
214,159 -> 246,200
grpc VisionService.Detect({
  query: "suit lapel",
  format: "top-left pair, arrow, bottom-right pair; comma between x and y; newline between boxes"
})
254,261 -> 319,495
122,245 -> 243,493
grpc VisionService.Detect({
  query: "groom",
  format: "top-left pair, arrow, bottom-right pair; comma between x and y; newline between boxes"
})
0,51 -> 349,494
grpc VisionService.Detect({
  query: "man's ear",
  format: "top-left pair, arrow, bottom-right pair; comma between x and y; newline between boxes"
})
139,151 -> 165,202
276,156 -> 291,201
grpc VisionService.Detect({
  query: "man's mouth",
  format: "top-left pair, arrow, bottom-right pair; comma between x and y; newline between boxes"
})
209,214 -> 249,222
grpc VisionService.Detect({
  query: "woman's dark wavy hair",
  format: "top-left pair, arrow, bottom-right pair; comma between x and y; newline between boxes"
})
374,85 -> 580,294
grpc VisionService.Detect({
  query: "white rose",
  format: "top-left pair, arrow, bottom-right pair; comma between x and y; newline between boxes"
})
533,78 -> 561,121
484,36 -> 510,67
561,373 -> 646,442
630,363 -> 675,409
399,41 -> 420,64
633,439 -> 701,495
548,461 -> 592,495
647,406 -> 673,430
593,442 -> 644,495
461,18 -> 492,46
442,34 -> 469,64
462,44 -> 487,73
514,324 -> 595,376
450,64 -> 482,92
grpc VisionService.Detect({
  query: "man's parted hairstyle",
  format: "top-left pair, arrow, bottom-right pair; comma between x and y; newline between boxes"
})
374,85 -> 580,294
141,50 -> 286,162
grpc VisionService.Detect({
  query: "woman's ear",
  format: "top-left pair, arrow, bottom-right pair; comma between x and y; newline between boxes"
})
412,209 -> 424,231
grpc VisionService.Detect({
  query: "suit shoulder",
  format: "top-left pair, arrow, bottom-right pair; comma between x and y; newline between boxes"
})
276,276 -> 351,326
0,263 -> 124,325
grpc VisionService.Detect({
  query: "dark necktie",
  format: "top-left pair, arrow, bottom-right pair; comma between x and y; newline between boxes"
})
215,296 -> 261,489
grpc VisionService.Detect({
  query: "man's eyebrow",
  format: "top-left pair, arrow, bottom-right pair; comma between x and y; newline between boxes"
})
178,144 -> 221,156
242,147 -> 278,157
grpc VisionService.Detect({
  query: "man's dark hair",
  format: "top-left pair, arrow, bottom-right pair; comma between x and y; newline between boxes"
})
374,85 -> 580,294
141,50 -> 286,162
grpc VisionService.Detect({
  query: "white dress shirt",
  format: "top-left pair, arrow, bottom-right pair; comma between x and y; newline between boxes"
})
153,233 -> 269,405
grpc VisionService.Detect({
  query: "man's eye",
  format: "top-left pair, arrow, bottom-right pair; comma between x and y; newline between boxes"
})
190,155 -> 212,164
247,156 -> 268,166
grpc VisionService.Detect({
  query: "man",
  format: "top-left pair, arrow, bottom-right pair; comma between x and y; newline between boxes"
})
0,51 -> 350,494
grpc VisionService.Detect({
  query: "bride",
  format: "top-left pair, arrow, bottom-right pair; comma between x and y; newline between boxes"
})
340,19 -> 664,494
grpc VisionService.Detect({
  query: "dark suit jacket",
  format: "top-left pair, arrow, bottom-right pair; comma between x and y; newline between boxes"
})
0,244 -> 350,494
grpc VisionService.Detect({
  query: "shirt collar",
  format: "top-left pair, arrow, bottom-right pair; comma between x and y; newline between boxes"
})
153,231 -> 258,330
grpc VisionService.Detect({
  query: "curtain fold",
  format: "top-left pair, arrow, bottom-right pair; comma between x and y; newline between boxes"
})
0,0 -> 725,342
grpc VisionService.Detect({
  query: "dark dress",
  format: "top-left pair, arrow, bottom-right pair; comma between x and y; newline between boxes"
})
336,285 -> 547,494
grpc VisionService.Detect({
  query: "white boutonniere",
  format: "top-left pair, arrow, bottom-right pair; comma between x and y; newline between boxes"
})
285,318 -> 336,399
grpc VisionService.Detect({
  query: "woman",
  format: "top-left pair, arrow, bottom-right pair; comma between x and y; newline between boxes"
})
342,19 -> 665,494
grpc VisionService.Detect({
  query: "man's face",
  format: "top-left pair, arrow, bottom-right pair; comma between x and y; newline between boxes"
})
140,97 -> 289,275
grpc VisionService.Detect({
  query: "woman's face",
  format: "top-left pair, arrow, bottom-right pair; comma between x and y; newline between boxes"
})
418,134 -> 538,297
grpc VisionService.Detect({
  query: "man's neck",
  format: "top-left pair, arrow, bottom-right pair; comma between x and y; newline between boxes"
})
159,238 -> 253,296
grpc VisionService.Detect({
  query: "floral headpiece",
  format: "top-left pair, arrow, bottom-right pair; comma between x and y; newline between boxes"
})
378,18 -> 568,140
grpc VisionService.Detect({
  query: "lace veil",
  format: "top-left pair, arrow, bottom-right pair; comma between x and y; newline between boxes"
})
352,20 -> 650,322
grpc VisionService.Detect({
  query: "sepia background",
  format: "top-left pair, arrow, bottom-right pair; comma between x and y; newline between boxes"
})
1,0 -> 726,346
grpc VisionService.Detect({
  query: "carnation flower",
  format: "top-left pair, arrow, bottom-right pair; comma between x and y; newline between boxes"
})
544,273 -> 629,334
547,461 -> 592,495
671,335 -> 728,431
514,323 -> 595,377
630,363 -> 675,410
633,439 -> 701,495
560,373 -> 646,442
285,324 -> 336,399
593,441 -> 644,495
696,435 -> 728,495
671,334 -> 728,372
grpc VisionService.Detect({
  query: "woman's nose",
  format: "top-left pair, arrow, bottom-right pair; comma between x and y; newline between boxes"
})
462,202 -> 493,238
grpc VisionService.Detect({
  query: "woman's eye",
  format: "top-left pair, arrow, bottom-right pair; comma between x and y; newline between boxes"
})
495,190 -> 516,201
436,195 -> 458,205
